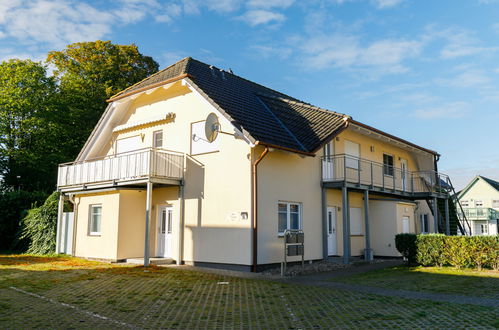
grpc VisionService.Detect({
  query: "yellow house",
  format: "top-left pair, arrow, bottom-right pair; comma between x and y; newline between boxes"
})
456,175 -> 499,236
55,57 -> 462,271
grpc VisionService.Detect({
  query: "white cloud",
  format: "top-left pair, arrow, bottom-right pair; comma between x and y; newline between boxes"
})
238,10 -> 285,26
247,0 -> 294,9
250,45 -> 292,59
301,33 -> 421,74
411,101 -> 469,119
372,0 -> 404,9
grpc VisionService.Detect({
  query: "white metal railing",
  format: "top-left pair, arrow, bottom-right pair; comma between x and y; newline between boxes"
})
321,154 -> 450,195
457,207 -> 499,221
57,148 -> 184,187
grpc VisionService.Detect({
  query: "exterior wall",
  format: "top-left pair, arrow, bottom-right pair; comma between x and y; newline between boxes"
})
74,192 -> 120,260
74,82 -> 253,265
334,129 -> 422,173
256,147 -> 322,265
369,200 -> 415,256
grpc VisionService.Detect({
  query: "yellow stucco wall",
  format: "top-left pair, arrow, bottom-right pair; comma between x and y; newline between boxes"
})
74,192 -> 120,260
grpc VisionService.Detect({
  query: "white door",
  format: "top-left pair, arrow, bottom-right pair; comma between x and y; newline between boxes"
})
345,140 -> 360,170
400,158 -> 408,191
157,206 -> 174,258
326,207 -> 337,255
322,142 -> 334,180
402,216 -> 410,233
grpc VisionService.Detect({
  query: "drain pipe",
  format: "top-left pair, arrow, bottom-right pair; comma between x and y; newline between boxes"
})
252,146 -> 269,272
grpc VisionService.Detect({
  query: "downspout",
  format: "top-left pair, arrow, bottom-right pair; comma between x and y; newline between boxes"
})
252,146 -> 269,272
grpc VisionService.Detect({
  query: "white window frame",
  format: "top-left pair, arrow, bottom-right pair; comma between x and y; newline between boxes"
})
492,200 -> 499,208
480,223 -> 488,235
383,153 -> 394,177
460,200 -> 469,207
475,200 -> 483,208
349,207 -> 363,235
153,130 -> 163,148
89,204 -> 102,236
277,201 -> 302,235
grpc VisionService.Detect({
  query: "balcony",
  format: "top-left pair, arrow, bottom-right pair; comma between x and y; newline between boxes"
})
457,208 -> 499,221
57,148 -> 184,192
321,154 -> 449,198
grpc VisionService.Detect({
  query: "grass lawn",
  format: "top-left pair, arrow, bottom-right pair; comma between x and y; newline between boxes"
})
332,265 -> 499,299
0,255 -> 498,329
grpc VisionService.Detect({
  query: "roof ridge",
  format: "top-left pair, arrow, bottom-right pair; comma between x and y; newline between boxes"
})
109,57 -> 191,100
257,92 -> 349,118
187,58 -> 299,101
255,97 -> 307,152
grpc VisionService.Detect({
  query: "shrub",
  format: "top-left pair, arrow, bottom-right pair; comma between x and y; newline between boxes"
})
21,191 -> 59,254
395,233 -> 417,264
416,234 -> 446,267
413,234 -> 498,270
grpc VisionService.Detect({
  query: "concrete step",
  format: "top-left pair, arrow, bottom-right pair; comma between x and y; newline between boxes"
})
126,257 -> 175,265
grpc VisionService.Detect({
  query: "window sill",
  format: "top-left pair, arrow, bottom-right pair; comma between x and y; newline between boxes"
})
88,233 -> 101,237
350,234 -> 364,237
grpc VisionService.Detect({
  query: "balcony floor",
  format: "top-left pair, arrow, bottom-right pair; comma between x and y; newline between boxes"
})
59,176 -> 182,193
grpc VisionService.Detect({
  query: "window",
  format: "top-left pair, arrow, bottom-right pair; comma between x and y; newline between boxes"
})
383,154 -> 394,176
153,130 -> 163,148
349,207 -> 363,235
480,223 -> 488,235
475,200 -> 483,207
89,205 -> 102,235
460,200 -> 469,207
420,214 -> 429,233
492,200 -> 499,208
278,202 -> 301,234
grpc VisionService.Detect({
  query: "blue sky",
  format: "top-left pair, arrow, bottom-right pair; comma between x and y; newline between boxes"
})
1,0 -> 498,189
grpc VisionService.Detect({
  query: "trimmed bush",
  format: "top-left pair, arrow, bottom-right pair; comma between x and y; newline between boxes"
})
416,234 -> 446,267
412,234 -> 499,270
395,233 -> 417,264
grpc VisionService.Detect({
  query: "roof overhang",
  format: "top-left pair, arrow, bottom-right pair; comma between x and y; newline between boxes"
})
348,119 -> 440,157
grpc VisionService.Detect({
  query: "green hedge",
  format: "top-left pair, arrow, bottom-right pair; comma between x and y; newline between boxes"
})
395,234 -> 499,270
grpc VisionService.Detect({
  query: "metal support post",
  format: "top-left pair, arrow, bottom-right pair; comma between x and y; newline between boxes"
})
445,198 -> 450,235
433,197 -> 439,233
342,186 -> 350,264
144,181 -> 153,266
321,186 -> 328,260
364,190 -> 372,261
56,193 -> 65,254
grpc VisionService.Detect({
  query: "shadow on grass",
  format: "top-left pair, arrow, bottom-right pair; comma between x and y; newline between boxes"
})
331,264 -> 499,299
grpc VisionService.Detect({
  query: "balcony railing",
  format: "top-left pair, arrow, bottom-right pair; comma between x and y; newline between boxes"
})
57,148 -> 184,189
321,154 -> 449,195
457,208 -> 499,220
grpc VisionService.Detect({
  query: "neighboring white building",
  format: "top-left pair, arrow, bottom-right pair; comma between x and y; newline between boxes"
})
456,176 -> 499,236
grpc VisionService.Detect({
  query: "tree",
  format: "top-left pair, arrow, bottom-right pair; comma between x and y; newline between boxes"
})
0,59 -> 59,191
46,41 -> 159,159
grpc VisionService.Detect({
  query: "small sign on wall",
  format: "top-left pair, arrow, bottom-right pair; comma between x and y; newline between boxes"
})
191,120 -> 219,155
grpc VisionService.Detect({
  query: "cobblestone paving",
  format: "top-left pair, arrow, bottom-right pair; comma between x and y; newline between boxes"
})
0,256 -> 498,329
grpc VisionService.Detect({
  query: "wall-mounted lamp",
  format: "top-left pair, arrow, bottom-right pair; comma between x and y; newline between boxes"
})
335,137 -> 340,141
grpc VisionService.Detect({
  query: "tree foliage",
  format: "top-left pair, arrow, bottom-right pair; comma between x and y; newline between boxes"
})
46,41 -> 159,158
21,191 -> 60,254
0,59 -> 60,191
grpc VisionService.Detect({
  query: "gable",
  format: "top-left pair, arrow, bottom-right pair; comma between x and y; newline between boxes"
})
458,176 -> 499,200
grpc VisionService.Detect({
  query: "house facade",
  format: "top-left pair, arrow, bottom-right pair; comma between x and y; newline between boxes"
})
456,176 -> 499,236
56,57 -> 457,271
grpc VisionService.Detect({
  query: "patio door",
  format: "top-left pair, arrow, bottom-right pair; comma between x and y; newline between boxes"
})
157,206 -> 174,258
326,207 -> 337,256
322,142 -> 334,180
400,158 -> 408,191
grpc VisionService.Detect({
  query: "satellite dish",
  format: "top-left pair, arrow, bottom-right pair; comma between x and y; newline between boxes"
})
204,113 -> 220,143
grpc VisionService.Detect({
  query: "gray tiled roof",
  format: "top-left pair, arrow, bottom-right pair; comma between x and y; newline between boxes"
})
481,176 -> 499,192
110,57 -> 349,154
